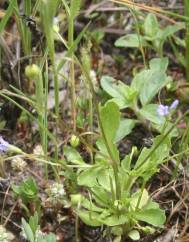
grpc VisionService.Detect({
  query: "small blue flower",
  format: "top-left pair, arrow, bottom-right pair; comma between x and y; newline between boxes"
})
170,99 -> 179,110
157,104 -> 169,116
157,99 -> 179,117
0,136 -> 10,153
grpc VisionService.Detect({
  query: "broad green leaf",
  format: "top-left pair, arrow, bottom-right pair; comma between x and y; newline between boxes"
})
120,84 -> 138,103
29,212 -> 39,235
131,70 -> 149,93
100,76 -> 121,98
81,198 -> 104,212
131,189 -> 149,209
96,138 -> 109,157
22,218 -> 34,242
101,76 -> 136,109
115,119 -> 136,142
134,208 -> 166,227
39,233 -> 58,242
111,97 -> 129,109
72,194 -> 103,212
132,58 -> 170,106
139,71 -> 167,106
97,168 -> 114,191
128,230 -> 140,241
77,167 -> 101,187
143,13 -> 159,39
100,211 -> 129,226
91,185 -> 112,207
139,104 -> 165,124
144,200 -> 160,210
77,210 -> 102,226
64,146 -> 84,164
100,102 -> 120,163
149,58 -> 168,72
115,34 -> 147,48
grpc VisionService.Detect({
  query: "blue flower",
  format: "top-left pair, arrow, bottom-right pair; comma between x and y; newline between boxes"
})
157,99 -> 179,117
0,136 -> 10,153
157,104 -> 169,116
170,99 -> 179,110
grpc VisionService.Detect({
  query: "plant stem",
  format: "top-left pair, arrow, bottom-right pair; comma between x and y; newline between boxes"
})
136,109 -> 189,172
129,4 -> 146,68
173,120 -> 189,178
185,0 -> 189,82
68,16 -> 77,131
89,91 -> 94,163
79,61 -> 121,200
135,180 -> 146,210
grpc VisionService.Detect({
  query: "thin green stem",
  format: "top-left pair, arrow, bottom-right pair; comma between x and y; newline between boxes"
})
89,93 -> 94,163
68,16 -> 76,131
136,109 -> 189,172
185,0 -> 189,82
129,3 -> 147,68
78,60 -> 121,200
135,180 -> 146,210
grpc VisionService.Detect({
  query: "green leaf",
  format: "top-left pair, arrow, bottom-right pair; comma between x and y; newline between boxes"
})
12,185 -> 21,196
139,104 -> 165,125
96,138 -> 109,157
97,168 -> 114,192
134,135 -> 170,178
134,208 -> 166,227
29,212 -> 39,235
128,230 -> 140,241
139,71 -> 167,106
115,119 -> 136,142
101,76 -> 122,98
131,58 -> 170,106
143,13 -> 159,39
149,57 -> 168,72
115,34 -> 147,48
99,102 -> 120,163
99,211 -> 129,226
131,70 -> 149,93
77,167 -> 101,187
22,218 -> 35,242
91,185 -> 112,207
159,24 -> 185,41
101,76 -> 137,109
73,195 -> 103,212
39,233 -> 57,242
77,210 -> 102,226
64,146 -> 84,164
131,189 -> 149,209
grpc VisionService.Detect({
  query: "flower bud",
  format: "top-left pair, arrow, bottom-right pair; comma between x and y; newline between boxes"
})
25,64 -> 40,80
71,194 -> 82,206
70,135 -> 80,148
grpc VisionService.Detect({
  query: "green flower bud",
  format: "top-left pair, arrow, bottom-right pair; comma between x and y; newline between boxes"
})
70,194 -> 82,206
70,135 -> 80,148
25,64 -> 40,80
